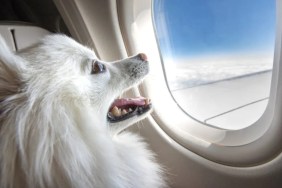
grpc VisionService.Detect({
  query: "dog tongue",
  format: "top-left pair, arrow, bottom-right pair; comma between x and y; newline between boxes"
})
110,97 -> 147,109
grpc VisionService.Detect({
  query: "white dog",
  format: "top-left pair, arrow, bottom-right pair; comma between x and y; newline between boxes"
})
0,34 -> 165,188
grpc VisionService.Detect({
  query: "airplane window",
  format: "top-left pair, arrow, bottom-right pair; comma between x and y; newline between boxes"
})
153,0 -> 276,130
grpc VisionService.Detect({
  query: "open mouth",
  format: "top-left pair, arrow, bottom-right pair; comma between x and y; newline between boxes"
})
107,97 -> 152,123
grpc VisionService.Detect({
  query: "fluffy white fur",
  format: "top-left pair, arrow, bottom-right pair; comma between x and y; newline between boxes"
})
0,34 -> 165,188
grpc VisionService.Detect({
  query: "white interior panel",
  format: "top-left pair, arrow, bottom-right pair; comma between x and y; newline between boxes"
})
0,24 -> 50,50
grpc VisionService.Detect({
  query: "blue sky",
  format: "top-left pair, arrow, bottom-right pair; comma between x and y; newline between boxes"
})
154,0 -> 276,57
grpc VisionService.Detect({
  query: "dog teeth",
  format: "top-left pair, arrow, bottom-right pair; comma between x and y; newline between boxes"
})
129,108 -> 133,112
111,106 -> 121,117
145,98 -> 151,105
111,106 -> 130,117
121,109 -> 127,115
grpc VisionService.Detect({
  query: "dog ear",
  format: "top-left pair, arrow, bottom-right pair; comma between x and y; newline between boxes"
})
0,36 -> 25,103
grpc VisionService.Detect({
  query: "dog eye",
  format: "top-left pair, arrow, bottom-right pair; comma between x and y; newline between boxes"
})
91,60 -> 106,74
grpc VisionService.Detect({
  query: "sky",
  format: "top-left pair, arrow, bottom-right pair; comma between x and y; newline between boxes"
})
154,0 -> 276,58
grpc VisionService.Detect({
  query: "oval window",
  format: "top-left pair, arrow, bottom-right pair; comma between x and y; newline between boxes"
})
153,0 -> 276,130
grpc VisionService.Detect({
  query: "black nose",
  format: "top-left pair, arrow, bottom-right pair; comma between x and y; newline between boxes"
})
91,60 -> 106,74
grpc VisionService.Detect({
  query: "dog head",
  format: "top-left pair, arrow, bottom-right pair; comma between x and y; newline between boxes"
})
0,34 -> 152,134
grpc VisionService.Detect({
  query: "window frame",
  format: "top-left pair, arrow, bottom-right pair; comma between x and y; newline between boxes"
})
117,0 -> 282,166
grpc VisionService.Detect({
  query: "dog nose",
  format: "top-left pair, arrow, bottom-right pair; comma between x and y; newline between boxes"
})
138,53 -> 148,61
